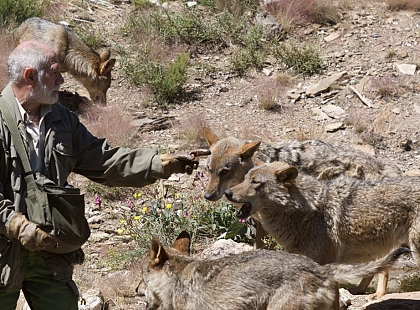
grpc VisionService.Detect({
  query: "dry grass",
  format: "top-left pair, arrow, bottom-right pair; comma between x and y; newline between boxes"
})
371,76 -> 402,98
81,105 -> 137,148
254,77 -> 288,110
265,0 -> 341,32
176,113 -> 209,144
0,29 -> 14,89
275,72 -> 294,87
387,0 -> 420,11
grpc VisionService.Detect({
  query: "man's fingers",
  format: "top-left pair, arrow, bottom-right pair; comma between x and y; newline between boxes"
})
189,149 -> 211,157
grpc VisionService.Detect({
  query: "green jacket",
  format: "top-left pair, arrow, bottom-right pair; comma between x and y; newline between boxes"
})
0,83 -> 165,291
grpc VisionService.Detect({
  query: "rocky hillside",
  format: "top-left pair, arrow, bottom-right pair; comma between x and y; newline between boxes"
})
9,0 -> 420,309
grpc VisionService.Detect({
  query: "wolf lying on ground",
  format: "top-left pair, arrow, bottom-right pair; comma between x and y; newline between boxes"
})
225,161 -> 420,299
137,231 -> 409,310
13,17 -> 116,105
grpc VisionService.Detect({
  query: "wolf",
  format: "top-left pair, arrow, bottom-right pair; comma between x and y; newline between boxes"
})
137,231 -> 409,310
203,127 -> 401,202
13,17 -> 116,105
224,161 -> 420,299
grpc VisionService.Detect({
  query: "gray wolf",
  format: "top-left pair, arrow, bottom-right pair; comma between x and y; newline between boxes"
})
203,127 -> 401,202
224,161 -> 420,298
13,17 -> 116,105
137,231 -> 409,310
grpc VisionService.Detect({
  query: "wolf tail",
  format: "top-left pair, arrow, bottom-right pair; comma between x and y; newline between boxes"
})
328,247 -> 410,283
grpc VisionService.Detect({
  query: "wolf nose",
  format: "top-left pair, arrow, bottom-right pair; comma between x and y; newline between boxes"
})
204,192 -> 215,201
224,189 -> 233,200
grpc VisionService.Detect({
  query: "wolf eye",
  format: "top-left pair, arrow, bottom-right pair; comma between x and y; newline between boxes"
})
220,168 -> 229,176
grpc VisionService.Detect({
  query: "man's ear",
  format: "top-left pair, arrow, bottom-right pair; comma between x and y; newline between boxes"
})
149,238 -> 169,267
23,68 -> 37,85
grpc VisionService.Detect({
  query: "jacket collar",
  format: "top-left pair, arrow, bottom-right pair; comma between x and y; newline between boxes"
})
1,83 -> 24,124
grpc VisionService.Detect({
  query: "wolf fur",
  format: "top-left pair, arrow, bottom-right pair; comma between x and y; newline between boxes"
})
13,17 -> 116,104
225,161 -> 420,298
138,231 -> 409,310
203,127 -> 401,202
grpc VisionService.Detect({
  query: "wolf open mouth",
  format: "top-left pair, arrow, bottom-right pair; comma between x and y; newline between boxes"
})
236,202 -> 252,219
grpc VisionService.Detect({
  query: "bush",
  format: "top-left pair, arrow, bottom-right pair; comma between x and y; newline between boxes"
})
116,176 -> 253,253
0,0 -> 49,28
387,0 -> 420,11
274,42 -> 325,75
74,26 -> 107,51
120,49 -> 190,106
229,25 -> 267,75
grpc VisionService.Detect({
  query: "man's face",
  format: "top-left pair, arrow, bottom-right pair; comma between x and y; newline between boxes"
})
31,54 -> 64,105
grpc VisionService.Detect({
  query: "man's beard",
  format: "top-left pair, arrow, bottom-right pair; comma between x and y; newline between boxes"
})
30,78 -> 59,105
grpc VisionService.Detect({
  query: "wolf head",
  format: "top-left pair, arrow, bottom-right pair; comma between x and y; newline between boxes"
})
71,49 -> 115,105
203,127 -> 260,201
224,162 -> 299,218
137,231 -> 191,310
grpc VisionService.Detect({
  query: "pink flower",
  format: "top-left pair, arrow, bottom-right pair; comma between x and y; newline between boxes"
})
126,198 -> 133,209
94,195 -> 101,207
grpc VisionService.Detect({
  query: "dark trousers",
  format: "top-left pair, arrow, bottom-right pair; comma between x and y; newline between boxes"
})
0,248 -> 79,310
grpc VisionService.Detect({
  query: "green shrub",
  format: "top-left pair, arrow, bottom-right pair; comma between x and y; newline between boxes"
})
229,25 -> 267,75
121,50 -> 190,106
274,42 -> 325,75
213,0 -> 259,16
0,0 -> 49,28
116,177 -> 253,253
74,26 -> 107,51
132,0 -> 153,9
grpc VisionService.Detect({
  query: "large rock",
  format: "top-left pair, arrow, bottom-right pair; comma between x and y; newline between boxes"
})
363,292 -> 420,309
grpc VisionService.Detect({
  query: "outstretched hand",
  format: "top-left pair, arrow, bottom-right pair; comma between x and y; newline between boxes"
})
160,149 -> 210,178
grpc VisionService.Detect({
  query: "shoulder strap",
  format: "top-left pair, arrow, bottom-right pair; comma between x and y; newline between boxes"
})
0,96 -> 38,192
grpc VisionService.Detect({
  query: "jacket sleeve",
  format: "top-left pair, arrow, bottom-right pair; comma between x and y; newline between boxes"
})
69,111 -> 166,187
0,185 -> 16,236
0,127 -> 17,236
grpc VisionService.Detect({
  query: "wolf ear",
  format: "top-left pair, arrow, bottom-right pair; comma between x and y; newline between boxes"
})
149,238 -> 169,267
99,49 -> 111,61
204,127 -> 219,146
239,141 -> 261,159
172,231 -> 191,255
99,58 -> 116,76
276,167 -> 298,185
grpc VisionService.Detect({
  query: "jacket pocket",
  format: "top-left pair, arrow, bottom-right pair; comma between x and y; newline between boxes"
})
53,132 -> 75,157
51,132 -> 76,185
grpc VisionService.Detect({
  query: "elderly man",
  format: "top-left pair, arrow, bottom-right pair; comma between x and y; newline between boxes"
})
0,40 -> 198,310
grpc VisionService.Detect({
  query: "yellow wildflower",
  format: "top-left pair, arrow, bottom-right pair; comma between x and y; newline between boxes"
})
142,207 -> 148,213
133,192 -> 142,199
175,193 -> 179,198
134,215 -> 141,221
120,219 -> 126,224
165,203 -> 172,209
117,229 -> 124,235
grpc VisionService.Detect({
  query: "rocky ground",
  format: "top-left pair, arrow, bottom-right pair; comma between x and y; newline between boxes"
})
8,0 -> 420,309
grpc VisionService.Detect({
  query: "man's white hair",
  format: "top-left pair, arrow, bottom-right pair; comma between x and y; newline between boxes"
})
7,41 -> 50,85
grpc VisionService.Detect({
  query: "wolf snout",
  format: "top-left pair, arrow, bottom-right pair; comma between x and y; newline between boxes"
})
224,188 -> 233,200
204,192 -> 217,201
